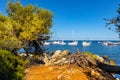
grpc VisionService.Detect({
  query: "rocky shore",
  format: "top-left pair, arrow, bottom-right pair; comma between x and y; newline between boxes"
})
25,50 -> 120,80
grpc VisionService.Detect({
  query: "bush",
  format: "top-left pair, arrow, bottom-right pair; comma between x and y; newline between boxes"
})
82,52 -> 98,59
0,49 -> 28,80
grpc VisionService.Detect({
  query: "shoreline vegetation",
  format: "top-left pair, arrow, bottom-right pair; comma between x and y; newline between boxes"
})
24,49 -> 119,80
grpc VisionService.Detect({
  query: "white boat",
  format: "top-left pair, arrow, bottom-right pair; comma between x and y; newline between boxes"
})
43,41 -> 50,46
102,41 -> 120,46
82,41 -> 91,47
68,40 -> 78,46
68,31 -> 78,46
102,41 -> 111,46
59,40 -> 66,45
52,41 -> 60,44
113,42 -> 120,45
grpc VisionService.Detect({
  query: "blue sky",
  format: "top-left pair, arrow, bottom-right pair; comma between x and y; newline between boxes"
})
0,0 -> 120,40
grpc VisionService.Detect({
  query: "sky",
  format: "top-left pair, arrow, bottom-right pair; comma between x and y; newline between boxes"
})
0,0 -> 120,40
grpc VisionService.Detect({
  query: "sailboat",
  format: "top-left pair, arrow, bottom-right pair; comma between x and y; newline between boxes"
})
82,41 -> 91,47
59,40 -> 66,45
52,40 -> 60,44
68,31 -> 78,46
102,41 -> 120,46
82,36 -> 91,47
68,40 -> 78,46
43,41 -> 50,46
51,32 -> 61,45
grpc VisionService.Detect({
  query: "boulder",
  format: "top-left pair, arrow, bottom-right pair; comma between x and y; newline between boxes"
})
61,50 -> 70,57
43,53 -> 49,65
51,50 -> 62,58
45,50 -> 70,65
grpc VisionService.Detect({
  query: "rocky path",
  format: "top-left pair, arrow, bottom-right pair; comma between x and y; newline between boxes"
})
25,65 -> 88,80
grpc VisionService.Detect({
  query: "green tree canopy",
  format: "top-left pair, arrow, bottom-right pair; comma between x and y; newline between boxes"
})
105,4 -> 120,39
0,0 -> 53,55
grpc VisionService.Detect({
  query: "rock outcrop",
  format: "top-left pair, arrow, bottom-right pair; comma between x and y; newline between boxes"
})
25,50 -> 119,80
43,50 -> 70,65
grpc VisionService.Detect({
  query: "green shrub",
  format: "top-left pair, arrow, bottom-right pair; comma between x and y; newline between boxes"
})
82,52 -> 98,59
0,49 -> 28,80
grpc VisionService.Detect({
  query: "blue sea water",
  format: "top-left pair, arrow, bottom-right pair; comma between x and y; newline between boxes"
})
45,40 -> 120,78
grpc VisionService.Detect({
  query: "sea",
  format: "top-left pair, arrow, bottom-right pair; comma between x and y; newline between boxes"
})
44,40 -> 120,78
45,40 -> 120,65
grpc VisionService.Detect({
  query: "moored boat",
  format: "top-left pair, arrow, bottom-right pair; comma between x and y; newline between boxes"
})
82,41 -> 91,47
52,40 -> 61,44
102,41 -> 120,46
68,40 -> 78,46
59,40 -> 66,45
43,41 -> 50,46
